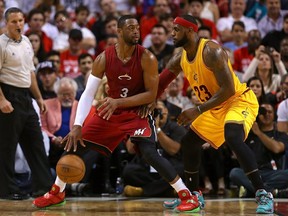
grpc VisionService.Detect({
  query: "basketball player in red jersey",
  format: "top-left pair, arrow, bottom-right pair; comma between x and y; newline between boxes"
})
158,15 -> 274,214
33,15 -> 201,213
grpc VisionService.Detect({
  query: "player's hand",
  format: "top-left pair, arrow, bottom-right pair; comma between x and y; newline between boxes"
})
62,125 -> 86,152
0,98 -> 14,113
97,97 -> 118,120
138,102 -> 156,118
177,107 -> 200,126
36,98 -> 47,113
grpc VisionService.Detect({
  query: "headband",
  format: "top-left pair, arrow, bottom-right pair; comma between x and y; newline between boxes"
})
173,17 -> 198,32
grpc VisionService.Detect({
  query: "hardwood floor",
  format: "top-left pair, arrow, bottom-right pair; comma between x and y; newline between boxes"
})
0,197 -> 287,216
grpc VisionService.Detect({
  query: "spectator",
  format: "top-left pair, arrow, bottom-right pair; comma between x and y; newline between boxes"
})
46,50 -> 61,77
36,61 -> 58,99
242,45 -> 287,93
40,77 -> 78,170
59,29 -> 87,78
140,0 -> 171,42
230,103 -> 288,198
25,8 -> 53,53
187,0 -> 219,40
91,0 -> 120,43
95,15 -> 118,56
27,31 -> 47,66
148,24 -> 175,73
52,10 -> 72,52
261,13 -> 288,52
233,29 -> 262,81
164,75 -> 193,121
280,37 -> 288,70
223,21 -> 247,52
247,76 -> 267,105
142,13 -> 174,48
197,25 -> 212,40
74,53 -> 94,99
200,0 -> 220,23
277,92 -> 288,133
72,4 -> 97,55
258,0 -> 288,39
216,0 -> 258,43
37,3 -> 59,41
0,0 -> 5,34
245,0 -> 267,22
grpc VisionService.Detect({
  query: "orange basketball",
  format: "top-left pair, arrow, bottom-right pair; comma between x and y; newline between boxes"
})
56,154 -> 86,184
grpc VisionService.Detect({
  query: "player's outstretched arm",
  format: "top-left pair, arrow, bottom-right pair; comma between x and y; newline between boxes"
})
137,50 -> 183,118
63,52 -> 106,152
157,50 -> 182,98
199,42 -> 235,113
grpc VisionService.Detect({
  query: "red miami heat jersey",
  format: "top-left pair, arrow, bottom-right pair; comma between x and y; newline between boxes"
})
105,45 -> 146,110
82,45 -> 157,156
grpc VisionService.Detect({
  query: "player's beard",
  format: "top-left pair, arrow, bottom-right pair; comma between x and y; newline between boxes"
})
123,35 -> 139,45
174,35 -> 188,48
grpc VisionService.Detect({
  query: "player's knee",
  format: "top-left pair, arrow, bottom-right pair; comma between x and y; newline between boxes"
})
181,133 -> 191,150
224,123 -> 244,146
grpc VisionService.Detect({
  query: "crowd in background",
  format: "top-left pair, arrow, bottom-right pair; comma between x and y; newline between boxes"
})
2,0 -> 288,198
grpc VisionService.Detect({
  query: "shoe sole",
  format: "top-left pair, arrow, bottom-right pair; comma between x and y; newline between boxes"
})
174,206 -> 201,213
256,209 -> 274,214
163,199 -> 181,209
33,200 -> 66,209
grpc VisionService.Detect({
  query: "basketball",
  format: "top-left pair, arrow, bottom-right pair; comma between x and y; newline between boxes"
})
56,154 -> 86,184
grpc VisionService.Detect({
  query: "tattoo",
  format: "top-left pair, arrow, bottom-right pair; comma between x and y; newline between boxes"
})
203,42 -> 228,75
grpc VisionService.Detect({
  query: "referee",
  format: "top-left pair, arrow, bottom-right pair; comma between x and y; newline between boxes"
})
0,7 -> 53,199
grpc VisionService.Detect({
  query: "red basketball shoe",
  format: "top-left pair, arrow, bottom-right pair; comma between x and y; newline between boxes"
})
175,189 -> 200,213
33,184 -> 66,208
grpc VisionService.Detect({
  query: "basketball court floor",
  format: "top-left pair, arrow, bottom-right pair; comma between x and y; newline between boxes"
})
0,196 -> 287,216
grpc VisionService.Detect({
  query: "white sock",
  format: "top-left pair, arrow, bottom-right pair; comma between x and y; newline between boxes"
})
55,177 -> 66,192
171,178 -> 190,194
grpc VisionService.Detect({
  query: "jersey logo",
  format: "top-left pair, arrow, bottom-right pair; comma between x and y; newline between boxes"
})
118,73 -> 132,80
193,73 -> 198,82
242,108 -> 249,118
134,128 -> 147,136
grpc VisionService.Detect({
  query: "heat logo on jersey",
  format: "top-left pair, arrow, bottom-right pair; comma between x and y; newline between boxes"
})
118,73 -> 132,80
134,128 -> 147,136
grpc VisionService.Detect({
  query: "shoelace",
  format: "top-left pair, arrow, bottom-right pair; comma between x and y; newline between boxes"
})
258,194 -> 271,205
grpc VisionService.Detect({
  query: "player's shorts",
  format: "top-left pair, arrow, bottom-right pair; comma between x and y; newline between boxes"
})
82,107 -> 157,156
191,89 -> 258,148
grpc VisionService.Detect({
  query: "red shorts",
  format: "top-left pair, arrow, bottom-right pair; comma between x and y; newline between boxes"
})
82,108 -> 156,156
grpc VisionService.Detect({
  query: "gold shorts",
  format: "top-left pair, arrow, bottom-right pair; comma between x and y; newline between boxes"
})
191,90 -> 259,148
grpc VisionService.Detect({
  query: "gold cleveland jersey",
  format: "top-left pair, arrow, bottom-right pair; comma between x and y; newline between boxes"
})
180,38 -> 248,109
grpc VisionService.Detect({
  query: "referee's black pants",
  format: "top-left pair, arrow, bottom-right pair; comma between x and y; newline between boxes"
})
0,83 -> 53,196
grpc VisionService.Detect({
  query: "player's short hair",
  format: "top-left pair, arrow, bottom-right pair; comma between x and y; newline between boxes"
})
4,7 -> 23,21
117,15 -> 137,29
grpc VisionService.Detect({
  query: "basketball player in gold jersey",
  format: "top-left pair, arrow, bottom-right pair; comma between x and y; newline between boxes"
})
159,15 -> 274,214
